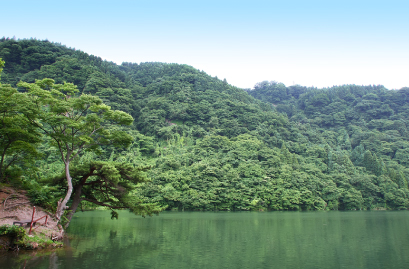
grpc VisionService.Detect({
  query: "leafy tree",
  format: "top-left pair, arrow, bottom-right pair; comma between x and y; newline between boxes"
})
18,78 -> 134,220
0,83 -> 41,180
0,58 -> 4,75
0,59 -> 41,180
50,160 -> 164,228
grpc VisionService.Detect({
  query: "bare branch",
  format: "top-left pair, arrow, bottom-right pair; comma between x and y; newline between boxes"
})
3,192 -> 16,209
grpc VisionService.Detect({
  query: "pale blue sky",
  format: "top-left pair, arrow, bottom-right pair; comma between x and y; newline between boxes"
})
2,0 -> 409,89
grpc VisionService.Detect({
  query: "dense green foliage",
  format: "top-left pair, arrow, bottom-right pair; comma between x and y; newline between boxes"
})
0,224 -> 26,239
17,77 -> 137,221
1,37 -> 409,214
0,224 -> 61,250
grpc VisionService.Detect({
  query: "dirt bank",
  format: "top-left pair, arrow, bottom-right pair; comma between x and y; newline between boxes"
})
0,186 -> 63,250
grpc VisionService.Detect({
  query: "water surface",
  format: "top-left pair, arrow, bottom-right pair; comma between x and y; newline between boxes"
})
1,211 -> 409,268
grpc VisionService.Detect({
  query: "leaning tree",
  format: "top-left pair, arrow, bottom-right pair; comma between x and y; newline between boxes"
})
18,78 -> 136,221
48,160 -> 164,228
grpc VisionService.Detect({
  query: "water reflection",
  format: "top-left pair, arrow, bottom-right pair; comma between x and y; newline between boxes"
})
2,211 -> 409,269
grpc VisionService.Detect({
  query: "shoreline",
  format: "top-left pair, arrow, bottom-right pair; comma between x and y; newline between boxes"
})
0,187 -> 64,251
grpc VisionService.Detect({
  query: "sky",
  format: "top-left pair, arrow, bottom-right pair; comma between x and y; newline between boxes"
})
2,0 -> 409,90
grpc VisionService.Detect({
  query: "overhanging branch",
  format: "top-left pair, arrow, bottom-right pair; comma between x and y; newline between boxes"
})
82,198 -> 126,209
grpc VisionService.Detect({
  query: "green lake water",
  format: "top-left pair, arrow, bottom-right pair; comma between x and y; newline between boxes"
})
1,210 -> 409,268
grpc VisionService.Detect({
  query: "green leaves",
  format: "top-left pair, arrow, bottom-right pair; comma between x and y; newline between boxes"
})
3,39 -> 409,214
104,110 -> 134,125
0,58 -> 4,77
0,81 -> 42,181
13,77 -> 138,222
0,224 -> 26,239
52,160 -> 164,219
18,78 -> 135,162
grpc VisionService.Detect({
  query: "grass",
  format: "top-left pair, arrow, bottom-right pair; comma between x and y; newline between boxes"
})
0,225 -> 63,250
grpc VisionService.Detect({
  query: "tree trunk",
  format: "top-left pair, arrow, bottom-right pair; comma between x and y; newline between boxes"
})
56,161 -> 73,221
64,167 -> 95,228
0,145 -> 9,182
64,184 -> 83,229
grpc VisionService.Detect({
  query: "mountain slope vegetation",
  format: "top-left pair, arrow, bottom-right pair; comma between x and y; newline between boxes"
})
1,37 -> 408,214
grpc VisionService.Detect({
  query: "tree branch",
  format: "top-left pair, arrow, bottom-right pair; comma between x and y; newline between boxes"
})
74,106 -> 90,122
83,180 -> 104,186
81,198 -> 126,209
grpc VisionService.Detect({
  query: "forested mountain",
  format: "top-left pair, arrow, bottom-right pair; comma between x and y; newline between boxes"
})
248,81 -> 409,173
1,37 -> 409,214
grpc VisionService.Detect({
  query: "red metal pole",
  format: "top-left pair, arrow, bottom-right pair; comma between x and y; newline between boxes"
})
29,206 -> 35,235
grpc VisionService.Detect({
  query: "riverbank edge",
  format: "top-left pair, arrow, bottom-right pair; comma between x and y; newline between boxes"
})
0,186 -> 64,251
0,226 -> 63,251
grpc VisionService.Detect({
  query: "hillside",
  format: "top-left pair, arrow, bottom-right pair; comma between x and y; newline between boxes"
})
248,81 -> 409,175
1,37 -> 409,213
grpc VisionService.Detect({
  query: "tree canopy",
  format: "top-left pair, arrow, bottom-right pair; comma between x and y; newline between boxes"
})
17,78 -> 136,220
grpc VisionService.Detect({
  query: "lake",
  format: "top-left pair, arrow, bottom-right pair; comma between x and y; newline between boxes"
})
1,210 -> 409,268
